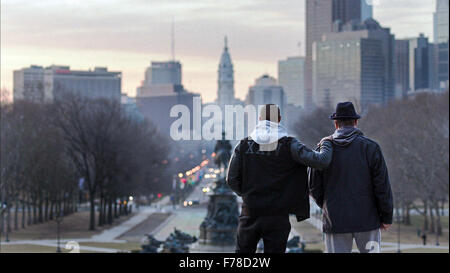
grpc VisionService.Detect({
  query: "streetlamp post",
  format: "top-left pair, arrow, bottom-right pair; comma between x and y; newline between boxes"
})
396,211 -> 401,253
0,205 -> 4,253
435,225 -> 440,246
0,202 -> 8,252
395,192 -> 402,253
55,210 -> 64,253
5,220 -> 9,243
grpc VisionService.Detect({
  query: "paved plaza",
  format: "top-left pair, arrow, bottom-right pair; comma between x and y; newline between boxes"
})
2,177 -> 448,253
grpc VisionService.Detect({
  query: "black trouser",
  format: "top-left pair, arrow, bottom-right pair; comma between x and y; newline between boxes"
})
236,214 -> 291,253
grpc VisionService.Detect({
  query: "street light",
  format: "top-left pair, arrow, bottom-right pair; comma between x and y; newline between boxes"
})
0,202 -> 8,249
0,202 -> 6,253
396,211 -> 402,253
397,215 -> 402,253
435,225 -> 440,246
55,210 -> 64,253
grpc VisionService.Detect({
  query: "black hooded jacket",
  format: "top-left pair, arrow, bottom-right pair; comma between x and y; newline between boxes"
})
309,127 -> 394,234
227,136 -> 333,222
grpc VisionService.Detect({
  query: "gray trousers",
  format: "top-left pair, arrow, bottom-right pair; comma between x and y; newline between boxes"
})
324,229 -> 381,253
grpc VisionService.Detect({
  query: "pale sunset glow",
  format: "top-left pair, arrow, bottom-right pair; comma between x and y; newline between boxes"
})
1,0 -> 435,102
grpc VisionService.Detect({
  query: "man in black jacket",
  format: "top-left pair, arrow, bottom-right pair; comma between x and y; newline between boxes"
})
226,104 -> 333,253
310,102 -> 393,253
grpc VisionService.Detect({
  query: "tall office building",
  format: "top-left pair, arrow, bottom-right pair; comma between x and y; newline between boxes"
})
121,93 -> 144,122
305,0 -> 334,109
332,0 -> 368,24
246,75 -> 286,119
136,60 -> 200,136
394,40 -> 410,98
313,19 -> 394,113
137,61 -> 183,97
408,34 -> 431,92
44,66 -> 122,102
361,0 -> 373,21
433,0 -> 449,91
217,36 -> 235,107
428,43 -> 439,91
144,61 -> 181,85
13,65 -> 46,102
136,91 -> 200,137
14,65 -> 122,102
278,56 -> 305,108
434,0 -> 449,44
314,38 -> 384,113
305,0 -> 373,110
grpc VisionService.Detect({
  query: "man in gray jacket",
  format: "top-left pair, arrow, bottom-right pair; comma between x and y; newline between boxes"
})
310,102 -> 393,253
226,104 -> 333,253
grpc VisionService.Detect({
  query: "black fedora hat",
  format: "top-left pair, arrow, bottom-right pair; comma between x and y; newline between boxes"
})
329,102 -> 361,120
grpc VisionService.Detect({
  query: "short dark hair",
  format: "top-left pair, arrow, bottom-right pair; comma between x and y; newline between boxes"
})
259,104 -> 281,122
336,119 -> 357,127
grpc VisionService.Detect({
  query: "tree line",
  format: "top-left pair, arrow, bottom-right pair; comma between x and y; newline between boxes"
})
294,91 -> 449,236
0,93 -> 171,236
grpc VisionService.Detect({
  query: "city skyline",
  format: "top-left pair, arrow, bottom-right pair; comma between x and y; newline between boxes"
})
1,0 -> 437,103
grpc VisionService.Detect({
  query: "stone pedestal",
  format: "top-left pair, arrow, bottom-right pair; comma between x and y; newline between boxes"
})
190,242 -> 235,253
197,178 -> 239,249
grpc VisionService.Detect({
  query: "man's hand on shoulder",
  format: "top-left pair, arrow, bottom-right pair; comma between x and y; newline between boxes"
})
290,136 -> 333,170
318,135 -> 333,147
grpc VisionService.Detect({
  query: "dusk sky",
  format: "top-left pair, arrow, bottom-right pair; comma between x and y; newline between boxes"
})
1,0 -> 436,103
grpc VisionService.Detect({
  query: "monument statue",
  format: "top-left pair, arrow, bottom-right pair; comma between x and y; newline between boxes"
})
160,228 -> 197,253
286,235 -> 306,253
141,228 -> 197,253
199,133 -> 239,248
140,234 -> 164,253
213,132 -> 232,177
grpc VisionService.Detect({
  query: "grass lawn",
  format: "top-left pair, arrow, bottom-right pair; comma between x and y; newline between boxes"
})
290,215 -> 449,253
0,241 -> 140,253
79,241 -> 142,252
290,216 -> 325,252
0,244 -> 97,253
0,210 -> 135,241
382,215 -> 449,246
383,248 -> 449,253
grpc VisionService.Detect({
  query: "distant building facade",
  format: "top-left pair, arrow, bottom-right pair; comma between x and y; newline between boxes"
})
360,0 -> 373,21
305,0 -> 373,110
145,61 -> 181,85
136,92 -> 200,136
121,93 -> 144,122
14,65 -> 121,102
433,0 -> 449,91
13,65 -> 46,102
434,0 -> 449,44
394,40 -> 410,98
408,34 -> 432,92
137,61 -> 183,97
313,19 -> 394,113
246,74 -> 286,120
314,38 -> 384,113
44,66 -> 121,102
136,60 -> 200,137
278,56 -> 305,108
